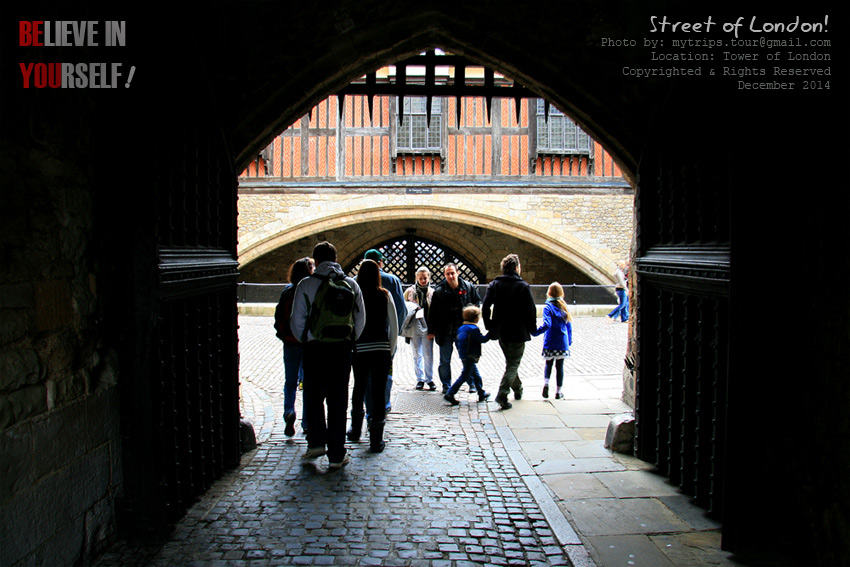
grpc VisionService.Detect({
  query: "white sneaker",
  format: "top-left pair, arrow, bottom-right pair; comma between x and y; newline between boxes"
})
328,454 -> 350,469
303,447 -> 327,460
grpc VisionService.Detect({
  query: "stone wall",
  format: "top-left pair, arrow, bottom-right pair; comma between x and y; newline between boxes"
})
237,190 -> 634,286
0,98 -> 122,566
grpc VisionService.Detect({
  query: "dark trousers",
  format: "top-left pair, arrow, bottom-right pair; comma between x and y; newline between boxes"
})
544,358 -> 565,388
496,339 -> 526,400
352,350 -> 391,425
302,340 -> 353,462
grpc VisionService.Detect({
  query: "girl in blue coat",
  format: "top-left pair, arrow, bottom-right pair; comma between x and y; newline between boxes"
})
532,283 -> 573,399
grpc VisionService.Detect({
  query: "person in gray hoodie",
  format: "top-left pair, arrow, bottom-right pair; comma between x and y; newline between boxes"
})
290,241 -> 366,469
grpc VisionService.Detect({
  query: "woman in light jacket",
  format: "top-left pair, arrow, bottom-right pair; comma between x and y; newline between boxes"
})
402,266 -> 435,391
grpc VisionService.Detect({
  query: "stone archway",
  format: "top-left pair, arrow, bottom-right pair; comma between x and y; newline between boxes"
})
238,217 -> 602,287
238,199 -> 623,286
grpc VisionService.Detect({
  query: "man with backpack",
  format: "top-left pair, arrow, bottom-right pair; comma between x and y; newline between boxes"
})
290,241 -> 365,469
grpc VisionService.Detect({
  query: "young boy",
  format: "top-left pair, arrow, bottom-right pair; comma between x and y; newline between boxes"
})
444,306 -> 491,405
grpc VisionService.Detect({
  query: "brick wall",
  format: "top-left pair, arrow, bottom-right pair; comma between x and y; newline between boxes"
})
242,94 -> 624,181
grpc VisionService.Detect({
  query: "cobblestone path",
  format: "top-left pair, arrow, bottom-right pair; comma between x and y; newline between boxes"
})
240,315 -> 629,444
94,315 -> 627,566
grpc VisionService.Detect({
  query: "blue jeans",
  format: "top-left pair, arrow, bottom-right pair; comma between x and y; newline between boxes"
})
608,288 -> 629,322
437,339 -> 455,391
353,350 -> 391,425
447,359 -> 483,396
283,342 -> 305,424
365,346 -> 395,417
410,334 -> 434,383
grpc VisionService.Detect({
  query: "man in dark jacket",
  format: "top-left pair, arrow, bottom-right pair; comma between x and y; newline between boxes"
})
427,263 -> 481,393
481,254 -> 537,410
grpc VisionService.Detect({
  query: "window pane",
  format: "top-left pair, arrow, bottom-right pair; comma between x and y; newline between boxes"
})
535,98 -> 591,154
537,116 -> 549,149
563,120 -> 576,149
428,116 -> 441,148
398,117 -> 411,148
410,115 -> 427,148
397,97 -> 441,151
578,131 -> 590,152
551,117 -> 564,149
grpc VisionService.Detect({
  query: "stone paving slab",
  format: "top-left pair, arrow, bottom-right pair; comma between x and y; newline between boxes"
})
500,413 -> 566,429
656,496 -> 722,532
649,532 -> 740,567
564,498 -> 691,537
517,441 -> 577,461
559,415 -> 612,429
512,427 -> 583,444
544,474 -> 615,501
561,440 -> 613,460
574,428 -> 608,442
532,457 -> 627,476
585,535 -> 676,567
593,471 -> 682,499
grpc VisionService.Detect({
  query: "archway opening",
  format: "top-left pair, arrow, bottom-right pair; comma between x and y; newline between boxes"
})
239,217 -> 605,288
233,46 -> 636,458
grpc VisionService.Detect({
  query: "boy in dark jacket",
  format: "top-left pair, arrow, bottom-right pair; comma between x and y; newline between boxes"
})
444,306 -> 491,405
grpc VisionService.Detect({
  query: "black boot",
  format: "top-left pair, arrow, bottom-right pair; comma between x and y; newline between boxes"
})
369,420 -> 386,453
347,412 -> 364,442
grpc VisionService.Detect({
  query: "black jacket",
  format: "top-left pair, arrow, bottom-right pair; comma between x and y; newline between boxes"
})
481,272 -> 537,342
426,278 -> 481,345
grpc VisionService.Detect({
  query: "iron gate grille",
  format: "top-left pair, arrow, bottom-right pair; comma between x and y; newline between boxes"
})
345,236 -> 482,286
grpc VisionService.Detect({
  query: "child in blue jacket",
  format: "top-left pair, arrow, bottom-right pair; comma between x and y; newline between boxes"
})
444,306 -> 491,405
532,283 -> 573,399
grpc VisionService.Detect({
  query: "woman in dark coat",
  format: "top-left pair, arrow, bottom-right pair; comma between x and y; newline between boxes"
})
347,259 -> 398,452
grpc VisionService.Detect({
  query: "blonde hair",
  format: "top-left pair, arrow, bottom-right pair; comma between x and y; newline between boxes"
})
547,282 -> 572,322
462,305 -> 481,323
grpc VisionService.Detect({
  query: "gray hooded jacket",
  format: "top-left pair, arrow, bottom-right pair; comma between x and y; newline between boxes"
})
289,261 -> 366,343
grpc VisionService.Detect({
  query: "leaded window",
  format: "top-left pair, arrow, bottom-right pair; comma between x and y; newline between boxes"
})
396,97 -> 442,153
536,99 -> 591,154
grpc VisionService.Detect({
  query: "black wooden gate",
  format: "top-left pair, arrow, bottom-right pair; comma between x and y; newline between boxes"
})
633,143 -> 731,519
120,105 -> 242,540
153,118 -> 242,523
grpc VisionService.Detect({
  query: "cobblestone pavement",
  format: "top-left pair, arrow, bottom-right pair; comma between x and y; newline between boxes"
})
93,316 -> 629,567
239,315 -> 629,441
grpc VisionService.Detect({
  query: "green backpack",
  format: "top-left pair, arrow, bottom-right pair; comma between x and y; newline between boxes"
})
302,273 -> 356,342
